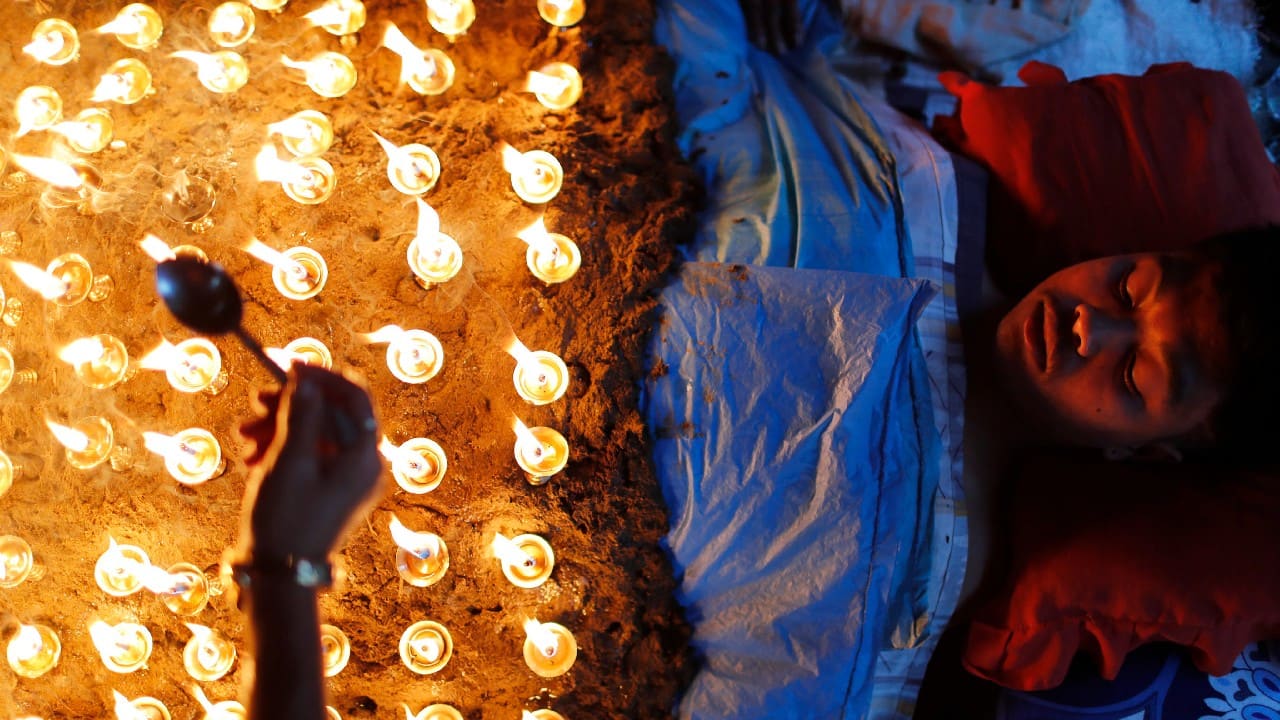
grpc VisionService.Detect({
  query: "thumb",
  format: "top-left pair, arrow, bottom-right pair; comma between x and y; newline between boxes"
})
1017,60 -> 1068,86
937,70 -> 973,97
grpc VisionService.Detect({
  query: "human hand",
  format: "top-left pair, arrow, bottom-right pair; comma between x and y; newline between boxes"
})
238,364 -> 385,563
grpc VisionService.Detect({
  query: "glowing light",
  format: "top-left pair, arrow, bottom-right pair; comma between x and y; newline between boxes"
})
9,155 -> 83,190
507,339 -> 570,405
209,2 -> 255,47
244,239 -> 327,299
512,418 -> 570,484
382,23 -> 455,95
522,619 -> 577,677
171,50 -> 249,94
24,19 -> 80,65
373,132 -> 440,195
59,334 -> 129,389
92,58 -> 153,104
492,533 -> 535,568
389,515 -> 440,560
141,338 -> 226,394
281,52 -> 357,98
139,234 -> 176,262
95,539 -> 152,597
51,108 -> 114,154
524,63 -> 582,110
15,86 -> 63,137
518,217 -> 581,284
267,336 -> 333,370
319,624 -> 350,677
97,4 -> 164,50
47,419 -> 90,453
254,145 -> 336,204
90,621 -> 152,673
425,0 -> 476,38
305,0 -> 365,35
398,621 -> 453,674
6,623 -> 60,678
407,199 -> 462,288
360,325 -> 444,384
538,0 -> 585,26
501,143 -> 564,204
268,110 -> 333,157
183,623 -> 236,681
0,535 -> 34,588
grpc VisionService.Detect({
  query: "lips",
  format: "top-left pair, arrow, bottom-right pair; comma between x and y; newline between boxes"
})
1023,299 -> 1047,373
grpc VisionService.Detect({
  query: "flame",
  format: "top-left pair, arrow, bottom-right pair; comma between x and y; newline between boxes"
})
388,515 -> 439,559
51,119 -> 106,150
516,216 -> 560,259
185,623 -> 213,643
9,154 -> 83,190
383,22 -> 436,84
139,339 -> 179,371
525,70 -> 571,97
190,685 -> 215,713
11,624 -> 43,662
501,143 -> 530,175
548,0 -> 573,8
8,260 -> 68,299
372,132 -> 409,167
410,634 -> 441,662
303,1 -> 349,27
264,346 -> 296,370
47,419 -> 90,453
91,621 -> 143,665
58,337 -> 106,365
15,90 -> 59,137
522,713 -> 538,720
358,324 -> 406,345
113,689 -> 146,720
414,198 -> 441,242
512,416 -> 539,448
209,10 -> 248,35
268,114 -> 322,143
23,30 -> 67,62
426,0 -> 462,21
523,618 -> 559,658
140,563 -> 186,594
243,237 -> 305,276
504,336 -> 533,364
139,234 -> 176,262
97,8 -> 147,36
92,70 -> 136,103
491,533 -> 535,568
142,431 -> 178,459
254,145 -> 310,185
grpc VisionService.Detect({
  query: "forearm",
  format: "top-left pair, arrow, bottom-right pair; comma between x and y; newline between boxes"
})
244,576 -> 326,720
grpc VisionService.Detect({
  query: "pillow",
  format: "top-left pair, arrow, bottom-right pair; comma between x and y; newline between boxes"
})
962,454 -> 1280,692
932,61 -> 1280,296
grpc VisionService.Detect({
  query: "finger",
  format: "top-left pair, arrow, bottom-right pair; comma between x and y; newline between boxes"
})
299,365 -> 376,422
274,371 -> 327,465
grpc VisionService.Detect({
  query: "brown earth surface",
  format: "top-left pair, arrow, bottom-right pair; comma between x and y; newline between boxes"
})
0,0 -> 696,717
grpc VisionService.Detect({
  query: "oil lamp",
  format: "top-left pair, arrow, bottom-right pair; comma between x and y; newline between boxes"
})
172,51 -> 249,94
89,621 -> 152,673
493,532 -> 554,588
0,347 -> 37,393
191,686 -> 246,720
319,624 -> 350,677
407,199 -> 462,288
209,2 -> 256,47
524,63 -> 582,111
389,514 -> 449,587
47,416 -> 115,470
59,335 -> 129,389
249,0 -> 287,10
538,0 -> 585,26
519,218 -> 579,284
183,623 -> 236,681
522,618 -> 577,678
398,620 -> 452,675
152,562 -> 212,616
244,238 -> 328,300
0,535 -> 34,588
114,690 -> 171,720
143,429 -> 224,485
24,19 -> 80,66
93,58 -> 154,104
269,110 -> 334,157
407,705 -> 464,720
159,173 -> 217,227
95,539 -> 153,597
267,336 -> 333,370
378,436 -> 447,494
373,133 -> 441,196
382,23 -> 455,96
282,52 -> 357,98
255,145 -> 336,204
507,338 -> 569,405
98,4 -> 164,50
6,623 -> 60,678
9,253 -> 113,305
512,417 -> 569,485
305,0 -> 366,36
426,0 -> 475,39
360,325 -> 444,384
523,711 -> 566,720
140,338 -> 229,395
502,144 -> 564,204
52,108 -> 114,154
14,86 -> 63,137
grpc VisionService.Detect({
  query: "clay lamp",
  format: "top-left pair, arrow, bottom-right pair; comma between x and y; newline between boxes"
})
58,335 -> 129,389
97,4 -> 163,50
6,623 -> 60,678
522,618 -> 577,678
255,145 -> 336,204
399,621 -> 453,674
183,624 -> 236,681
513,417 -> 569,485
90,621 -> 153,674
383,22 -> 455,96
507,337 -> 569,405
518,217 -> 580,285
502,143 -> 563,204
406,199 -> 462,289
209,2 -> 255,47
281,52 -> 357,98
379,436 -> 447,494
171,51 -> 249,94
493,532 -> 554,588
24,19 -> 80,65
524,63 -> 582,110
389,515 -> 449,587
143,429 -> 224,486
374,132 -> 441,196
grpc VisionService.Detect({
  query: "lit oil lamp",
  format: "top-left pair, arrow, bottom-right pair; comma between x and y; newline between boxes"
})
305,0 -> 366,36
191,686 -> 246,720
319,624 -> 350,677
0,535 -> 34,588
244,237 -> 328,300
282,52 -> 357,98
538,0 -> 585,26
8,153 -> 89,192
525,63 -> 582,111
518,218 -> 579,284
360,325 -> 444,384
47,416 -> 115,470
151,562 -> 212,616
52,108 -> 115,154
266,336 -> 334,370
172,50 -> 249,94
98,4 -> 164,50
269,110 -> 334,157
523,711 -> 566,720
140,338 -> 229,395
522,618 -> 577,678
378,436 -> 447,494
426,0 -> 475,39
0,347 -> 38,392
89,621 -> 152,673
209,2 -> 255,47
6,623 -> 60,678
502,144 -> 564,204
59,334 -> 130,389
373,133 -> 441,196
406,706 -> 464,720
493,532 -> 554,588
24,19 -> 80,66
9,253 -> 111,305
382,23 -> 455,96
114,690 -> 172,720
512,417 -> 569,485
143,429 -> 224,485
507,338 -> 569,405
92,58 -> 154,104
407,199 -> 462,288
95,538 -> 152,596
389,514 -> 449,587
255,145 -> 336,204
183,623 -> 236,681
398,620 -> 452,674
14,86 -> 63,137
249,0 -> 287,10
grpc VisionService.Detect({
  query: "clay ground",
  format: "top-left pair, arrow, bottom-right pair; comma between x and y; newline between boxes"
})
0,0 -> 696,717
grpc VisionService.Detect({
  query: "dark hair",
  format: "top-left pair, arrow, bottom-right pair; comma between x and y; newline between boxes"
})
1192,226 -> 1280,463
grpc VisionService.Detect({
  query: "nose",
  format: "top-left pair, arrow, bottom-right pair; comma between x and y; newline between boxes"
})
1073,303 -> 1132,357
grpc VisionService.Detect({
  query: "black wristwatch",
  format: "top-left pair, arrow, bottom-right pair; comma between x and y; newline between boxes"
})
230,553 -> 334,591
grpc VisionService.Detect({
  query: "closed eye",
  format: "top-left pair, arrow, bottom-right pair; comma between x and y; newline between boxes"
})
1116,266 -> 1135,309
1122,349 -> 1141,400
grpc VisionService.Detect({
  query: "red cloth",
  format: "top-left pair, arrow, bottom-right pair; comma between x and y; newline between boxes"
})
963,457 -> 1280,691
933,61 -> 1280,295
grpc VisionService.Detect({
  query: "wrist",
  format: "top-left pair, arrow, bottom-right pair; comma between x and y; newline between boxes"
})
230,550 -> 334,592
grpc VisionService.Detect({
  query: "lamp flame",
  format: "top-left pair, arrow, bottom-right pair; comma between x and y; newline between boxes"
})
113,690 -> 147,720
523,618 -> 560,658
388,515 -> 439,560
210,10 -> 248,35
415,198 -> 441,241
97,12 -> 147,37
92,71 -> 138,103
492,533 -> 536,568
46,419 -> 90,453
516,216 -> 559,254
139,340 -> 179,371
9,154 -> 83,189
142,431 -> 179,458
500,143 -> 530,175
304,2 -> 348,27
254,145 -> 311,185
359,324 -> 406,345
139,234 -> 176,262
410,635 -> 441,663
378,437 -> 428,478
24,31 -> 67,63
11,625 -> 43,662
504,336 -> 534,364
525,70 -> 571,97
9,260 -> 68,299
383,22 -> 436,84
512,416 -> 539,448
243,237 -> 307,277
58,337 -> 106,365
522,713 -> 539,720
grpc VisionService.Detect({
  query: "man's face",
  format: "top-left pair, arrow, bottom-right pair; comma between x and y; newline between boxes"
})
994,251 -> 1227,448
